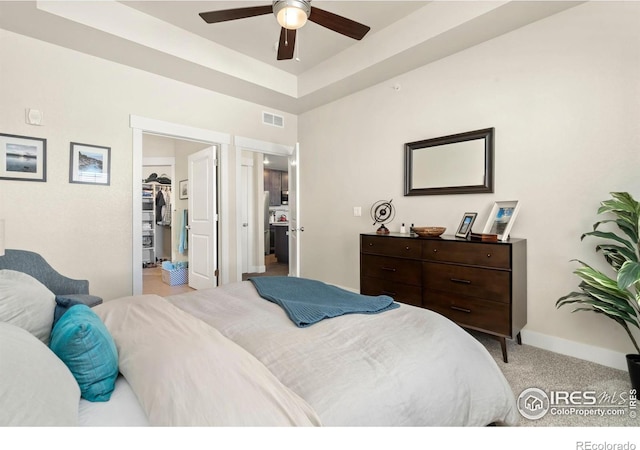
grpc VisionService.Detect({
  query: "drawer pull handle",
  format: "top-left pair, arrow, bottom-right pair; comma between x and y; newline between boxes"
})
487,253 -> 491,258
382,267 -> 397,272
369,243 -> 374,246
451,305 -> 471,314
405,246 -> 410,251
433,249 -> 438,253
382,290 -> 397,296
450,278 -> 471,284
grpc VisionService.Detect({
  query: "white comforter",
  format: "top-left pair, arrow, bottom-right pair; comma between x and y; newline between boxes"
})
94,295 -> 321,426
167,281 -> 518,426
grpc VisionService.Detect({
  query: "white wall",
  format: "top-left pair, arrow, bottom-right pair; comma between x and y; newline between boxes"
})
0,29 -> 297,300
298,2 -> 640,362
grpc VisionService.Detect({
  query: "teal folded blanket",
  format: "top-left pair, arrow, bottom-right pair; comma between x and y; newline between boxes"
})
248,276 -> 399,327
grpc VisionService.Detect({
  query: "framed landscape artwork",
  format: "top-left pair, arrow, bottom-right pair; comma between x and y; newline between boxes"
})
69,142 -> 111,185
0,133 -> 47,182
179,179 -> 188,199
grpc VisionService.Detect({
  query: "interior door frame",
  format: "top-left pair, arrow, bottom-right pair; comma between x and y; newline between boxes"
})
234,136 -> 295,282
130,115 -> 230,294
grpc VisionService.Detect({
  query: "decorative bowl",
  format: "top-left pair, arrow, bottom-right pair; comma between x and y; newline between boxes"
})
413,226 -> 446,237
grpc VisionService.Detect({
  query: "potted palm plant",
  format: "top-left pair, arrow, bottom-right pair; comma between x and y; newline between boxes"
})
556,192 -> 640,389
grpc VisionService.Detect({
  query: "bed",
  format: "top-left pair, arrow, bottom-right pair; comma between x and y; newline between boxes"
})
1,266 -> 518,427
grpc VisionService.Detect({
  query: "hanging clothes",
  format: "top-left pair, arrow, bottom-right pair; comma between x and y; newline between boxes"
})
155,189 -> 166,223
162,188 -> 172,226
179,209 -> 188,254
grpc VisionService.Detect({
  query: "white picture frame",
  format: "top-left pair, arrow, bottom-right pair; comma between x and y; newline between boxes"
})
482,200 -> 520,241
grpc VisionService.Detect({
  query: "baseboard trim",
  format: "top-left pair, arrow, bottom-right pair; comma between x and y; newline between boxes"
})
520,330 -> 628,371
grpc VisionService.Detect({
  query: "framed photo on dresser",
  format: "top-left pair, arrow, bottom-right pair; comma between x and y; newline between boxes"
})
455,212 -> 477,238
482,200 -> 520,241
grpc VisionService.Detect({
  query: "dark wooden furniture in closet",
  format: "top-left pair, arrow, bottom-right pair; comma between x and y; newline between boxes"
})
360,233 -> 527,362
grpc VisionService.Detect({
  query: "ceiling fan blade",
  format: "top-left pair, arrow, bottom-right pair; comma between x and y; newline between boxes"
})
199,5 -> 272,24
277,28 -> 296,60
308,7 -> 370,40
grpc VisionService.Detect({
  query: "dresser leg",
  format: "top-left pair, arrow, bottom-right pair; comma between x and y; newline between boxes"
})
516,332 -> 522,345
500,337 -> 508,363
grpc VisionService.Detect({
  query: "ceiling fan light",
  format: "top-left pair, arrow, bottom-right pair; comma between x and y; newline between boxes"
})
274,0 -> 310,30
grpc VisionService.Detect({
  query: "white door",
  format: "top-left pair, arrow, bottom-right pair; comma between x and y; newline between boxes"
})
188,147 -> 217,289
288,144 -> 300,277
240,164 -> 250,274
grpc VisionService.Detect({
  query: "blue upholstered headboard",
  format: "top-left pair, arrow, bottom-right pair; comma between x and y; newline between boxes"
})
0,249 -> 89,295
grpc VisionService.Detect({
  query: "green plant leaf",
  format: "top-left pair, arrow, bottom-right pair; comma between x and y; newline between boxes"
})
592,219 -> 638,246
578,282 -> 636,316
598,193 -> 640,237
573,265 -> 629,297
600,192 -> 639,215
595,244 -> 636,270
562,299 -> 640,329
557,192 -> 640,351
619,260 -> 640,291
582,230 -> 635,253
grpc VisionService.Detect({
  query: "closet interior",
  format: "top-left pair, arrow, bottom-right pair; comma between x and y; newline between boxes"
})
142,177 -> 172,268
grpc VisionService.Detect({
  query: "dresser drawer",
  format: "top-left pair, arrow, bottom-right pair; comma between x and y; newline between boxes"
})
422,240 -> 510,269
361,254 -> 421,286
424,290 -> 511,336
361,235 -> 422,259
423,262 -> 510,303
361,276 -> 422,307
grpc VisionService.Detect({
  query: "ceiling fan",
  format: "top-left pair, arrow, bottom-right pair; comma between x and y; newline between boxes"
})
199,0 -> 371,61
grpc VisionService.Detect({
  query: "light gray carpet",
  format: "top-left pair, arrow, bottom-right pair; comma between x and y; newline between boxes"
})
472,332 -> 638,426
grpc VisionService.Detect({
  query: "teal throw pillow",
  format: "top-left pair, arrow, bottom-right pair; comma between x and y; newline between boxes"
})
49,304 -> 118,402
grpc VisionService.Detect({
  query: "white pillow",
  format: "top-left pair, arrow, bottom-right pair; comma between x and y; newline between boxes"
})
0,321 -> 80,426
0,269 -> 56,344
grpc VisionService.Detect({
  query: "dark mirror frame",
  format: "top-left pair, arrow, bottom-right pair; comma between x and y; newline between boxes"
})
404,127 -> 494,196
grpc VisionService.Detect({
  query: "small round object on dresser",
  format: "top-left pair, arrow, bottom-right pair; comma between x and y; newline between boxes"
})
412,226 -> 446,237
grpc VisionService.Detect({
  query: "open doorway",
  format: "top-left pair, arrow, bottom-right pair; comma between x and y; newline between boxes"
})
141,134 -> 214,296
131,115 -> 231,296
241,153 -> 290,280
232,134 -> 296,282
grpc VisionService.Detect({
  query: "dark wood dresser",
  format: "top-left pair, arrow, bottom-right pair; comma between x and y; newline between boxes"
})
360,232 -> 527,362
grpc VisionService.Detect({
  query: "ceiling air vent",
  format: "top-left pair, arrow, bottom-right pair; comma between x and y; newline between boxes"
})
262,111 -> 284,128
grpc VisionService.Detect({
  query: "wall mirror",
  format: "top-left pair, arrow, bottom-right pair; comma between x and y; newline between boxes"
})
404,127 -> 494,196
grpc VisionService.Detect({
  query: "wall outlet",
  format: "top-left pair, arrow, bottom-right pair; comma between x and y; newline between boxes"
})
353,207 -> 362,217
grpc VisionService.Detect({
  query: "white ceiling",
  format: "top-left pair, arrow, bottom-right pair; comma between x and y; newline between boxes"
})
125,1 -> 428,76
0,1 -> 582,114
